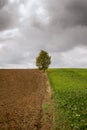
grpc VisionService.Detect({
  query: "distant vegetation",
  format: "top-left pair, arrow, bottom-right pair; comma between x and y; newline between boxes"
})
36,50 -> 51,71
47,69 -> 87,130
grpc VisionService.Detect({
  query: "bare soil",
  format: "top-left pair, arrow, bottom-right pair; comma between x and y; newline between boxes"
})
0,69 -> 52,130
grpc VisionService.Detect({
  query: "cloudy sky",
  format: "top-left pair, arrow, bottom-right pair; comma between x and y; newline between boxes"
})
0,0 -> 87,68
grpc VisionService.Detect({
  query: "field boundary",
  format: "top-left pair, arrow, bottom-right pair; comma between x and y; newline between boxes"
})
40,72 -> 53,130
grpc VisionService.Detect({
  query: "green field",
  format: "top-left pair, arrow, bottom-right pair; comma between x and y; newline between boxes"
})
47,69 -> 87,130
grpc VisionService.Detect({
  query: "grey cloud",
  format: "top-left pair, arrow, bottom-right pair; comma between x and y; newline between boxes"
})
43,0 -> 87,30
0,10 -> 14,31
65,0 -> 87,27
0,32 -> 37,67
0,0 -> 8,9
0,0 -> 87,68
0,0 -> 21,31
0,43 -> 27,65
50,47 -> 87,68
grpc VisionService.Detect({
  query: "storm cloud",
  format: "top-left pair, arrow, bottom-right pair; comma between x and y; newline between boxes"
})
0,0 -> 21,31
0,0 -> 87,68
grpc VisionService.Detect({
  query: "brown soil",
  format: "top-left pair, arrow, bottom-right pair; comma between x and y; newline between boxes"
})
0,69 -> 52,130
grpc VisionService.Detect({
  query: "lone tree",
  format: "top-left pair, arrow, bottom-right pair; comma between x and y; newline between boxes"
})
36,50 -> 51,71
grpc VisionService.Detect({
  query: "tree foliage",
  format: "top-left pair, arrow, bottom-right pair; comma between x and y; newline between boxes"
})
36,50 -> 51,71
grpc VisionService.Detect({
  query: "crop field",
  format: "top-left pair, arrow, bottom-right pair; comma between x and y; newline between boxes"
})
47,69 -> 87,130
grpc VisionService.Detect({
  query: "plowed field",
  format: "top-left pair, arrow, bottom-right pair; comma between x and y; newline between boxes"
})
0,69 -> 51,130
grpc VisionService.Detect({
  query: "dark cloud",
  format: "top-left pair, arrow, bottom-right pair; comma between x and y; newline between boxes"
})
66,0 -> 87,27
0,0 -> 87,68
0,0 -> 8,9
0,0 -> 21,31
36,0 -> 87,30
0,10 -> 13,31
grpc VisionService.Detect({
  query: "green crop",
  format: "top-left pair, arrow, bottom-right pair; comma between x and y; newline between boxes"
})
47,69 -> 87,130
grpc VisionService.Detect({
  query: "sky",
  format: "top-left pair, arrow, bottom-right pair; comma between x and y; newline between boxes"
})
0,0 -> 87,68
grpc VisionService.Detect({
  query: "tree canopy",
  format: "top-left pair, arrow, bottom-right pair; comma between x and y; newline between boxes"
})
36,50 -> 51,71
